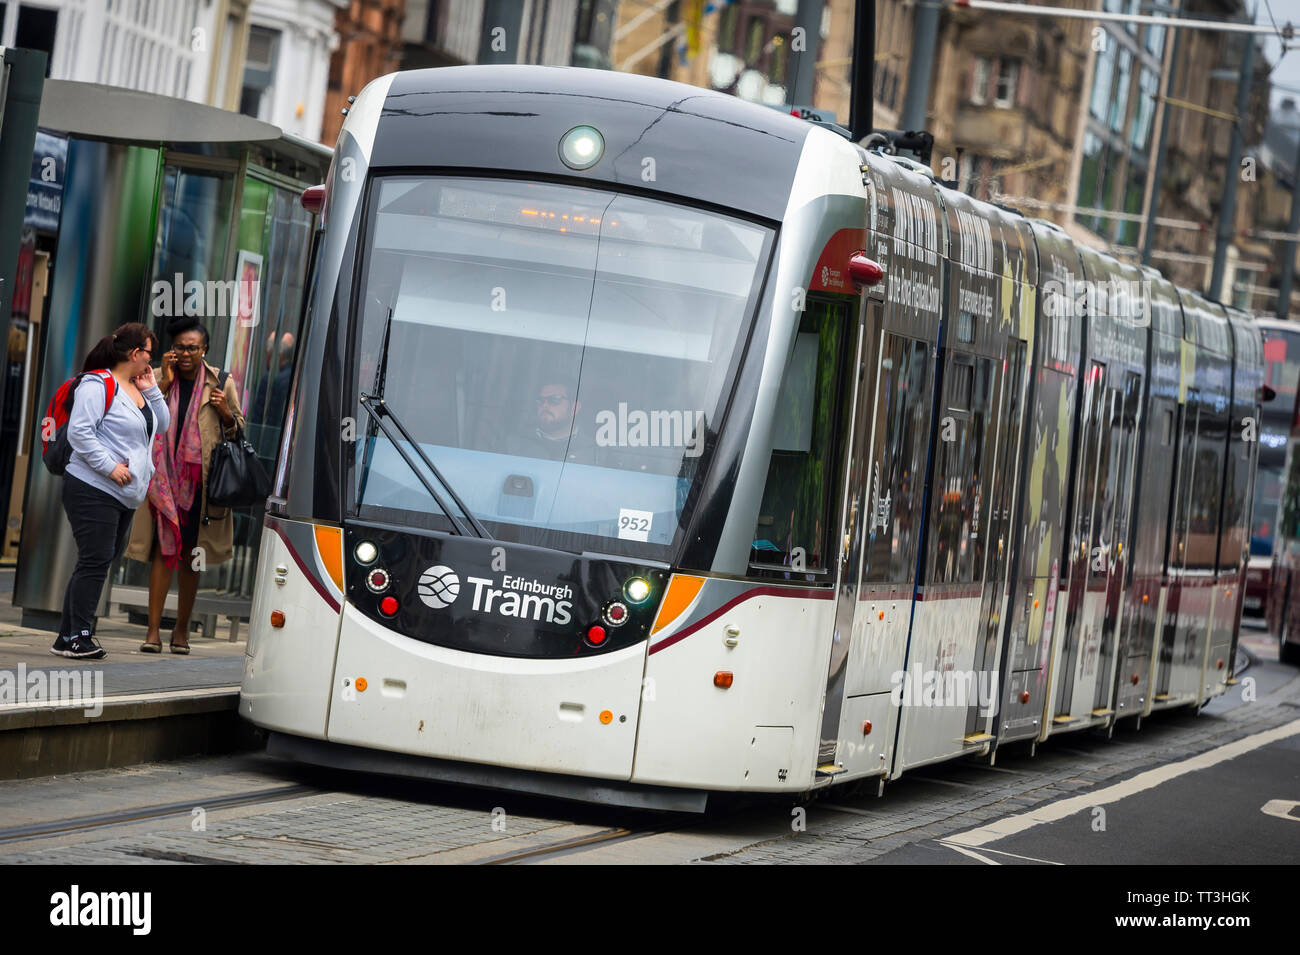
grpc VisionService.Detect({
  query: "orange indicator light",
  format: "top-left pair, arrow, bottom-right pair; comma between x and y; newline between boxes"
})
270,610 -> 285,628
714,671 -> 734,689
599,710 -> 613,724
356,678 -> 368,692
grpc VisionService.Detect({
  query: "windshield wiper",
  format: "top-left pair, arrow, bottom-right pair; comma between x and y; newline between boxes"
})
357,394 -> 492,539
356,305 -> 492,539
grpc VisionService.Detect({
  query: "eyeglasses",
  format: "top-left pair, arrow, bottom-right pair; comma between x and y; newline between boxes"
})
535,394 -> 570,407
172,344 -> 204,354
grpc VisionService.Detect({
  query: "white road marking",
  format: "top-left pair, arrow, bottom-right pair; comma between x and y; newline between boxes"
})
943,843 -> 1000,865
1260,799 -> 1300,822
949,843 -> 1064,865
946,718 -> 1300,847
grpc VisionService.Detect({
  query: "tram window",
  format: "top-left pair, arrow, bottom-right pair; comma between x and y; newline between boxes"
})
947,361 -> 973,412
749,300 -> 849,576
1185,411 -> 1226,571
348,176 -> 771,559
1219,413 -> 1255,570
1161,408 -> 1174,446
864,335 -> 931,583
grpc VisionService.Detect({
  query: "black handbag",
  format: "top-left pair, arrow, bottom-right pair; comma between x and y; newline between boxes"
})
205,373 -> 271,517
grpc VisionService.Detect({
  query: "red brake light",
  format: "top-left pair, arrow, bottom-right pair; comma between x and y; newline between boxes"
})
379,596 -> 399,616
586,625 -> 606,645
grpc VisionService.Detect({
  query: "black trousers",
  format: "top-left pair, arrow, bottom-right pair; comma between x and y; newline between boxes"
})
59,473 -> 135,637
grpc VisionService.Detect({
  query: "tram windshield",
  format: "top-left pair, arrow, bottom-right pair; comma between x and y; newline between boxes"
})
349,176 -> 771,559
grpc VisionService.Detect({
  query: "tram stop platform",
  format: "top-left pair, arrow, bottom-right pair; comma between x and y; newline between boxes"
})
0,569 -> 254,780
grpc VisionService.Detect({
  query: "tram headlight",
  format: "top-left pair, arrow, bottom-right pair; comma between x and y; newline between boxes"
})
559,126 -> 604,170
624,577 -> 651,604
354,540 -> 378,565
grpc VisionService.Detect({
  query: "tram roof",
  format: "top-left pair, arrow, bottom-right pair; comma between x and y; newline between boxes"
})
368,66 -> 812,222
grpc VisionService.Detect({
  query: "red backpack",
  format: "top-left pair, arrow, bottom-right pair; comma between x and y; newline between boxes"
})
40,369 -> 117,476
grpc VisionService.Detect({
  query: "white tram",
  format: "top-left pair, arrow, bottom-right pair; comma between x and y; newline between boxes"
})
239,66 -> 1265,810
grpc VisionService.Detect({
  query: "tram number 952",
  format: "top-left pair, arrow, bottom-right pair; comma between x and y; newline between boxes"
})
619,515 -> 651,533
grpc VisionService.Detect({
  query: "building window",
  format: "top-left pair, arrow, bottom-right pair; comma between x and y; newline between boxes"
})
971,56 -> 990,105
773,39 -> 789,84
1118,163 -> 1145,246
718,4 -> 738,54
971,55 -> 1020,108
1076,132 -> 1103,231
1124,0 -> 1140,35
1130,67 -> 1157,152
744,16 -> 764,63
15,3 -> 58,76
994,58 -> 1019,106
1090,39 -> 1116,121
1108,48 -> 1132,135
240,25 -> 280,121
1145,21 -> 1165,59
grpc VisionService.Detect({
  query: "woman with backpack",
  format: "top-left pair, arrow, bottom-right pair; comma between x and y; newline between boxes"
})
124,317 -> 244,654
52,323 -> 169,660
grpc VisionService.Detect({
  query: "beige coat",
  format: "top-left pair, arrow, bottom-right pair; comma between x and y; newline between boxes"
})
125,360 -> 245,566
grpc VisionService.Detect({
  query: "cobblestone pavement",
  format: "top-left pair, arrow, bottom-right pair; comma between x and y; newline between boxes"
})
1,653 -> 1296,865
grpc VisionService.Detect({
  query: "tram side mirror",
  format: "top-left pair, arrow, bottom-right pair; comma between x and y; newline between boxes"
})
300,184 -> 327,214
848,252 -> 884,290
1260,384 -> 1276,403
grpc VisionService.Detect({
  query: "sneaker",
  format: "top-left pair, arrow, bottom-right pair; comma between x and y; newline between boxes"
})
66,632 -> 107,660
49,635 -> 74,657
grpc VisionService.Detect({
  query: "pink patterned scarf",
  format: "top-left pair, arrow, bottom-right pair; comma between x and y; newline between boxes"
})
147,374 -> 205,569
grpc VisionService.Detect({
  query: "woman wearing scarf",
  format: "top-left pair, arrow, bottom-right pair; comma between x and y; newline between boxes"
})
124,318 -> 244,653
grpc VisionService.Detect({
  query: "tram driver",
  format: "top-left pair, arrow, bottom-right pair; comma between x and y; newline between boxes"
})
509,381 -> 599,465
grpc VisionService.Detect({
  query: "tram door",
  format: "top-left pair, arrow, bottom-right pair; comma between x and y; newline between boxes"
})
818,298 -> 872,767
1093,372 -> 1142,712
1056,363 -> 1113,721
967,339 -> 1026,738
1158,404 -> 1197,697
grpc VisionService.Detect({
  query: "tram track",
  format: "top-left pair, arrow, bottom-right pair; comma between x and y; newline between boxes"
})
476,815 -> 701,864
0,783 -> 318,846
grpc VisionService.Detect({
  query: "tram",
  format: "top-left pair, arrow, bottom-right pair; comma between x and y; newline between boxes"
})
1244,318 -> 1300,616
239,66 -> 1266,810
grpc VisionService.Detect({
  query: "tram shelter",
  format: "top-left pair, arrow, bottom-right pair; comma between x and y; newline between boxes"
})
10,79 -> 330,637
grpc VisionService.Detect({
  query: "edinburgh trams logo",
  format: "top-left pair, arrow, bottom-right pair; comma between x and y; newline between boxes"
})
417,563 -> 575,625
417,565 -> 461,609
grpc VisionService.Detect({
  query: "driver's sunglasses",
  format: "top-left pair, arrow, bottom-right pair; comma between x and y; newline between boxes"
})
535,394 -> 570,407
